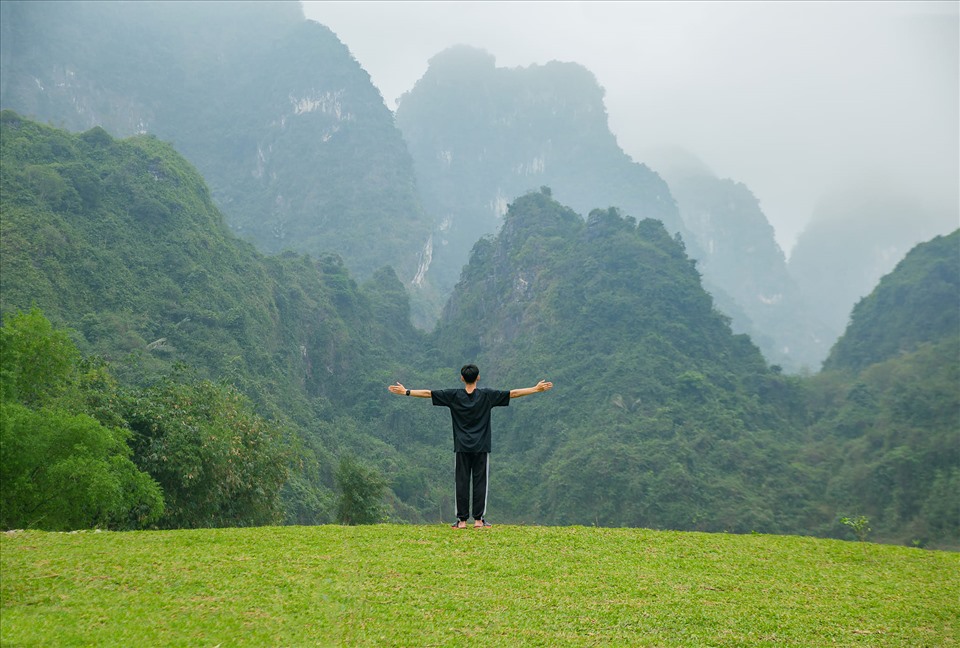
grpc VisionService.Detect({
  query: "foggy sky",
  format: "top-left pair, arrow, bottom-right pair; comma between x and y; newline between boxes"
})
301,1 -> 959,256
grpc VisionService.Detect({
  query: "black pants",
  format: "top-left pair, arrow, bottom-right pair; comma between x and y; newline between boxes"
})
455,452 -> 489,521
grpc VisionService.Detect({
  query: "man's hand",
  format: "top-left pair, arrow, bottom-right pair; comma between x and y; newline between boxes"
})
534,380 -> 553,392
510,380 -> 554,398
388,382 -> 407,395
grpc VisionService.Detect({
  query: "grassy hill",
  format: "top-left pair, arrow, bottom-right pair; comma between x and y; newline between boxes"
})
3,525 -> 956,646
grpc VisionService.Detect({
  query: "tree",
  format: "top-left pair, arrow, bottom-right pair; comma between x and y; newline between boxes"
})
0,309 -> 162,530
0,307 -> 78,406
335,454 -> 387,525
121,371 -> 290,529
0,402 -> 163,530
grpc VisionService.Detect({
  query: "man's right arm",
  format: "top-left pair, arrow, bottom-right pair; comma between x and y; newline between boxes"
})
388,383 -> 432,398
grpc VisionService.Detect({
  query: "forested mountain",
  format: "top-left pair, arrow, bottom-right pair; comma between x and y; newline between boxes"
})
429,192 -> 958,544
393,45 -> 846,372
823,230 -> 960,373
395,46 -> 684,325
0,0 -> 432,289
430,188 -> 817,532
0,111 -> 434,526
654,154 -> 832,371
801,231 -> 960,546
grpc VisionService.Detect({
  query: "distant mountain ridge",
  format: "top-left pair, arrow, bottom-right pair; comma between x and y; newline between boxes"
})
0,0 -> 432,288
788,181 -> 958,355
394,46 -> 839,370
4,2 -> 953,372
654,156 -> 834,371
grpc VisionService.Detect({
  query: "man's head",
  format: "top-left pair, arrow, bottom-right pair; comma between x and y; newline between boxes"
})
460,364 -> 480,385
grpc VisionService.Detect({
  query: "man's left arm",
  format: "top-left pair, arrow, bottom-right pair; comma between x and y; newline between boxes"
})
509,380 -> 553,399
388,383 -> 432,398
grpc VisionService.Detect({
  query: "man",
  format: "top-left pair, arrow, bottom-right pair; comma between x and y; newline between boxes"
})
388,364 -> 553,529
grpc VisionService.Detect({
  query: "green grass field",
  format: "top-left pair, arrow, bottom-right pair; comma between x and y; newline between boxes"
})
2,524 -> 956,646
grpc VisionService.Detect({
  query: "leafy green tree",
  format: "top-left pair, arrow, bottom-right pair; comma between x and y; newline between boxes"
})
0,402 -> 163,530
0,307 -> 78,406
335,454 -> 387,525
121,370 -> 290,529
0,309 -> 163,530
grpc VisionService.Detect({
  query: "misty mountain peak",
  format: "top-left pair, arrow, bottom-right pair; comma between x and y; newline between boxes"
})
426,44 -> 497,72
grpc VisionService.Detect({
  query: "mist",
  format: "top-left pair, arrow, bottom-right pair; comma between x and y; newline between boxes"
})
301,0 -> 959,256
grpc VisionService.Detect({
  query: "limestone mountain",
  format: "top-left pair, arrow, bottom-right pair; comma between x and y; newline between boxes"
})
395,46 -> 684,324
0,0 -> 432,286
395,45 -> 836,371
0,111 -> 431,524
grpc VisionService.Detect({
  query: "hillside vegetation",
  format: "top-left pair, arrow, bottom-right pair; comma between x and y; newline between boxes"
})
0,111 -> 433,528
2,525 -> 957,647
1,114 -> 957,549
807,230 -> 960,545
0,0 -> 432,285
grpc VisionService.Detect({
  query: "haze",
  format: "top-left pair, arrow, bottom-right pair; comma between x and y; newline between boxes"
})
301,0 -> 959,256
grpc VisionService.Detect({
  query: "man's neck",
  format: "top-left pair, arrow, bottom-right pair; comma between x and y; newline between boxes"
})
464,383 -> 478,394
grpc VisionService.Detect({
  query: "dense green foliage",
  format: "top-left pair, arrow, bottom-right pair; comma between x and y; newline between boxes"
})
4,526 -> 958,646
801,230 -> 960,546
1,115 -> 956,549
334,454 -> 389,525
432,190 -> 814,533
0,113 -> 423,527
804,338 -> 959,546
0,309 -> 163,530
121,369 -> 289,529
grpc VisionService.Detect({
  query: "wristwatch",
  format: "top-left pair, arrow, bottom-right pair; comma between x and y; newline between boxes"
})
406,389 -> 411,396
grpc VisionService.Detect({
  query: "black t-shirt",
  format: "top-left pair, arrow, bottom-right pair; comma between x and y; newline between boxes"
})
431,388 -> 511,453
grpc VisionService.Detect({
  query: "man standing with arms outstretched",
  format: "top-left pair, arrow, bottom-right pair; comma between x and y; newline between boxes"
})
388,364 -> 553,529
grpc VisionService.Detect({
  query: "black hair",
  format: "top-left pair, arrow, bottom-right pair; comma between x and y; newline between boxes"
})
460,364 -> 480,384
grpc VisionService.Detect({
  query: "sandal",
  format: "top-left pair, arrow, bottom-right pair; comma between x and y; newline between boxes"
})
451,520 -> 467,529
474,519 -> 492,529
